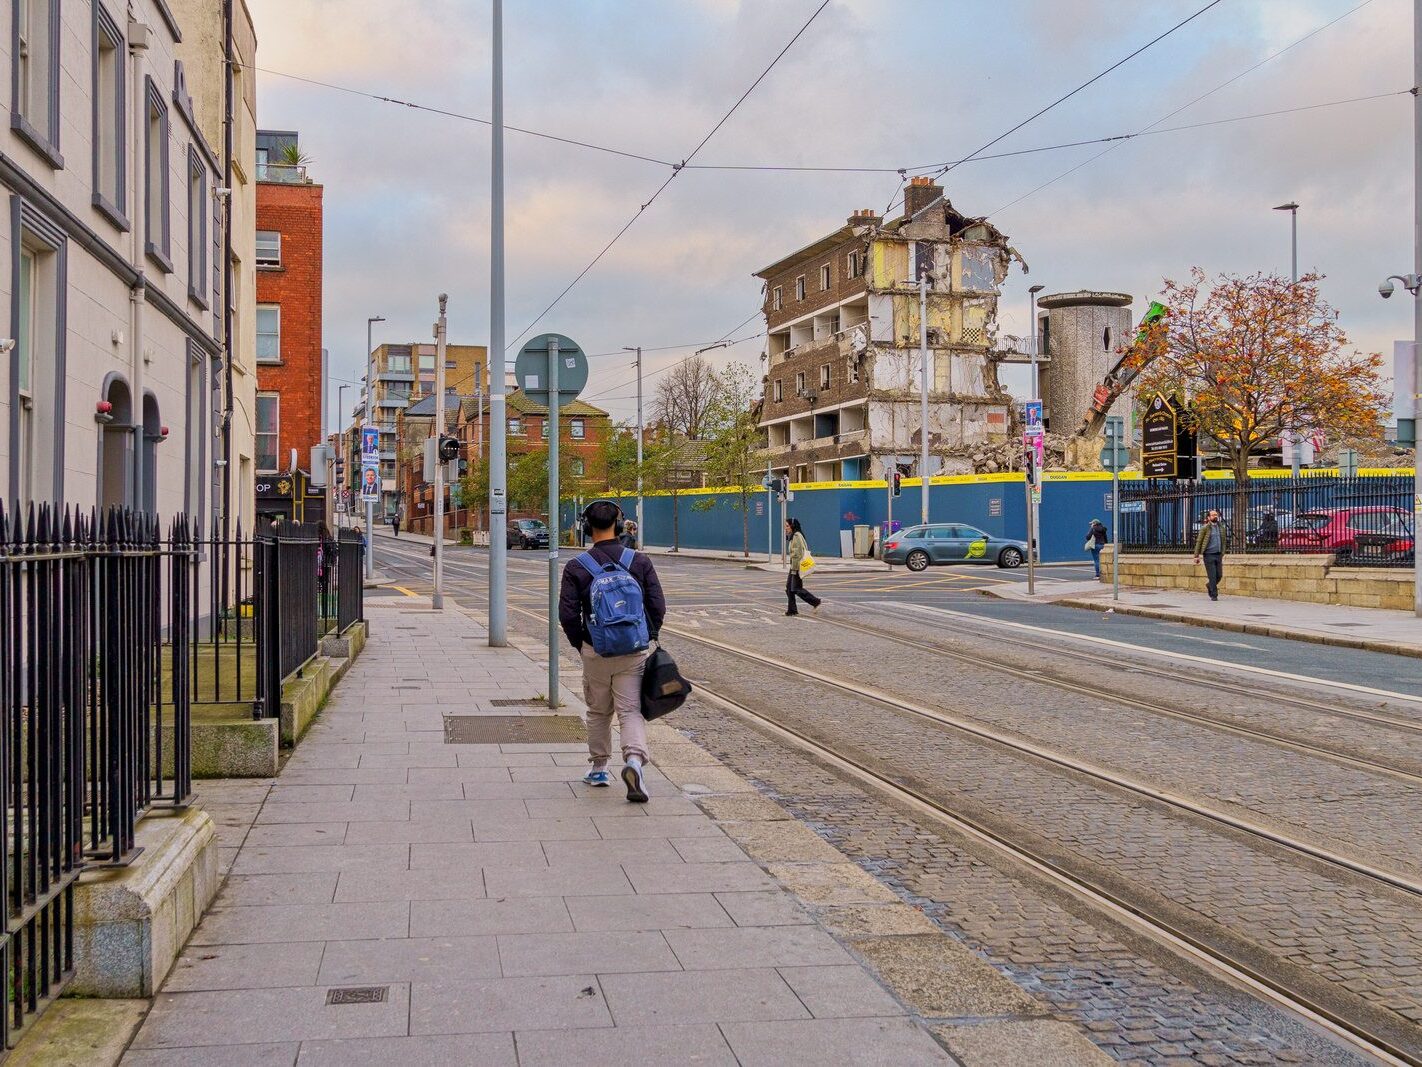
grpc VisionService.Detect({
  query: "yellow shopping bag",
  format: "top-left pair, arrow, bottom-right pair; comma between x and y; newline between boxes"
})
799,553 -> 817,577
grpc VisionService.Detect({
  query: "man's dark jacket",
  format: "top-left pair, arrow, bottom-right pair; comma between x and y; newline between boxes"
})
558,539 -> 666,652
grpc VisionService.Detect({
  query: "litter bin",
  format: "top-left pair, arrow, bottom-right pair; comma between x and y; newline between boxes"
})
852,524 -> 874,558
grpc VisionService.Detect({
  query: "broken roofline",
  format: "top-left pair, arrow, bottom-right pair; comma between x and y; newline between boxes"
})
751,197 -> 1011,280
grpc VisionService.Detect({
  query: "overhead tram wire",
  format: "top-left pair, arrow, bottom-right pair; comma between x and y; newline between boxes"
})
503,0 -> 831,355
580,318 -> 767,406
241,63 -> 675,167
986,0 -> 1382,219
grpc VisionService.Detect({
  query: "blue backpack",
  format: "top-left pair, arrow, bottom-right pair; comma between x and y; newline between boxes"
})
574,548 -> 650,657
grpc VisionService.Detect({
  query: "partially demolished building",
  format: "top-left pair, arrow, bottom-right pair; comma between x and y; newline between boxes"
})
755,177 -> 1022,483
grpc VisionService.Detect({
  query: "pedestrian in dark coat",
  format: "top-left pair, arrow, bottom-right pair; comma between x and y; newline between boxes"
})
1085,518 -> 1108,578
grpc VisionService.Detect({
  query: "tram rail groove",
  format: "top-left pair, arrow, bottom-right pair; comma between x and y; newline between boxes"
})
867,601 -> 1422,723
690,680 -> 1416,1067
661,625 -> 1422,899
802,613 -> 1422,787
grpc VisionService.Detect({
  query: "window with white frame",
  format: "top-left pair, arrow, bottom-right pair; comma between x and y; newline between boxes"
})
541,419 -> 549,439
255,230 -> 281,267
15,0 -> 60,161
144,79 -> 171,269
847,251 -> 863,278
795,275 -> 806,301
571,458 -> 585,478
570,419 -> 585,440
255,394 -> 280,472
508,417 -> 522,434
819,364 -> 831,390
16,247 -> 37,502
773,379 -> 783,402
820,265 -> 830,291
188,149 -> 208,307
772,286 -> 782,311
92,8 -> 125,223
256,304 -> 281,362
13,209 -> 65,505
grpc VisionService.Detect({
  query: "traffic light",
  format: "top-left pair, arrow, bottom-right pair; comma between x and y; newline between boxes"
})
437,435 -> 460,462
891,471 -> 902,498
457,457 -> 469,479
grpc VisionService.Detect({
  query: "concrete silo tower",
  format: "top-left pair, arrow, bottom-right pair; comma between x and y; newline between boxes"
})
1037,291 -> 1134,433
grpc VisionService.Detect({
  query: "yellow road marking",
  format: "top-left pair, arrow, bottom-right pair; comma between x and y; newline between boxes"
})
392,585 -> 420,597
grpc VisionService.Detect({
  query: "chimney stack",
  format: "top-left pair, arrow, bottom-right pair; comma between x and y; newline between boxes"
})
902,176 -> 942,223
847,208 -> 882,228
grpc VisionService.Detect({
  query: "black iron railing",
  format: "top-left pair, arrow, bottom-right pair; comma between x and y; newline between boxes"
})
1118,475 -> 1415,567
255,522 -> 363,720
0,505 -> 196,1045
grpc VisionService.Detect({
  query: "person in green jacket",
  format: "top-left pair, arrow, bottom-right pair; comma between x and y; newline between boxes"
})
1192,508 -> 1227,601
785,518 -> 822,616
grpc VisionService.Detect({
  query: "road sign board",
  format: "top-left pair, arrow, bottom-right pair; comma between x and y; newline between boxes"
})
988,497 -> 1002,517
1141,393 -> 1178,477
1119,500 -> 1146,513
1100,444 -> 1131,472
515,334 -> 588,407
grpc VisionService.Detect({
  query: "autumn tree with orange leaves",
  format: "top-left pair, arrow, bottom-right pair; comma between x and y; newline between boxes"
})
1131,269 -> 1389,482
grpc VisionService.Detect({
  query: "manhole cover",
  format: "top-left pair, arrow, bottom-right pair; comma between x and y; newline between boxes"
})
327,986 -> 388,1005
490,697 -> 549,707
444,716 -> 586,744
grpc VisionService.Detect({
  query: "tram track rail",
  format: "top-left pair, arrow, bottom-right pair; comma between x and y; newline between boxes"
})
690,678 -> 1416,1067
802,612 -> 1422,787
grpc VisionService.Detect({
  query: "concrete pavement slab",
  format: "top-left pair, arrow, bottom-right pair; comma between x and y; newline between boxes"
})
131,985 -> 412,1048
229,843 -> 410,875
408,840 -> 549,869
512,1023 -> 736,1066
496,931 -> 681,976
189,901 -> 410,945
664,925 -> 852,969
541,838 -> 686,866
713,890 -> 815,927
934,1019 -> 1115,1066
408,896 -> 575,937
163,942 -> 325,992
598,967 -> 809,1025
779,965 -> 908,1018
317,936 -> 502,985
409,975 -> 613,1034
215,872 -> 339,906
124,1044 -> 299,1067
341,818 -> 474,845
333,867 -> 486,902
622,861 -> 778,895
482,864 -> 634,898
670,836 -> 751,863
720,1017 -> 954,1066
564,893 -> 735,932
294,1034 -> 517,1066
471,816 -> 598,841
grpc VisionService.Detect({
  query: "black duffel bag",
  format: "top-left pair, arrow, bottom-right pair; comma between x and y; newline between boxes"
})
641,644 -> 693,721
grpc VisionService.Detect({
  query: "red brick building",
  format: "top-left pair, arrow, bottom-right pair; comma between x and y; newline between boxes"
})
254,130 -> 324,519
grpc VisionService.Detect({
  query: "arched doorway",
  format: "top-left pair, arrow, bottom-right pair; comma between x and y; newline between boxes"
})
141,391 -> 161,514
99,374 -> 133,510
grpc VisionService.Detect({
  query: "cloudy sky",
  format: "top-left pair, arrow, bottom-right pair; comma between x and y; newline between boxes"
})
245,0 -> 1412,430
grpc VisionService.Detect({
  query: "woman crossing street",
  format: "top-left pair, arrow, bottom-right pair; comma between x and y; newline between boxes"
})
784,518 -> 822,617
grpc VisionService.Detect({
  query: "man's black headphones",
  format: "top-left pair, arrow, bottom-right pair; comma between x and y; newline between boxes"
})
580,499 -> 625,539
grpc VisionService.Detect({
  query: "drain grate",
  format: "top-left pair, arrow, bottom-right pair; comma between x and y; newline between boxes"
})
490,697 -> 549,707
444,715 -> 586,744
327,986 -> 388,1005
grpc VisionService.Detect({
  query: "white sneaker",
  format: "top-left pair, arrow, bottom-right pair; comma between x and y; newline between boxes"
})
621,761 -> 649,803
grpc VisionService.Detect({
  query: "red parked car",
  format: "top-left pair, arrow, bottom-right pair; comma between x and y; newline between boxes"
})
1277,507 -> 1414,562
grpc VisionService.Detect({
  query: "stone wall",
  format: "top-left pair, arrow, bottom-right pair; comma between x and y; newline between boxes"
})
1100,548 -> 1412,610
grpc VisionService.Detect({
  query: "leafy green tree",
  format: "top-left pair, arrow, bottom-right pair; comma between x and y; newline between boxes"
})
702,363 -> 764,557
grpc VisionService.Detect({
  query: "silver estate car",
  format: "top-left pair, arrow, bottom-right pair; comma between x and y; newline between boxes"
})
882,523 -> 1028,571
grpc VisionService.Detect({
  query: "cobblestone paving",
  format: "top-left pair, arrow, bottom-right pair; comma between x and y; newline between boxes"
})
672,639 -> 1422,1057
675,700 -> 1358,1066
693,618 -> 1422,875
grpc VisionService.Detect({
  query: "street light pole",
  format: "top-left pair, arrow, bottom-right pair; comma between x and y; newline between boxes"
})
1027,283 -> 1045,588
433,294 -> 448,611
487,0 -> 509,646
337,384 -> 349,526
365,315 -> 385,577
622,346 -> 644,541
1274,201 -> 1301,476
918,269 -> 930,525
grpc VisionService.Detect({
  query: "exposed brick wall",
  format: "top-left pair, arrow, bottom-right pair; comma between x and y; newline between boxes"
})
760,230 -> 870,331
255,181 -> 324,470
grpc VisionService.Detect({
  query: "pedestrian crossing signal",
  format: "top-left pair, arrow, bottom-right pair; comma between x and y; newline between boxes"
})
891,471 -> 902,498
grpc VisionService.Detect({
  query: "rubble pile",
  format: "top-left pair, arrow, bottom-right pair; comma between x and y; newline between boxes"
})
957,432 -> 1090,473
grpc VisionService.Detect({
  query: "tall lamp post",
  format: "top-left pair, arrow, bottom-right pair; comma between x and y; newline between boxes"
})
364,315 -> 385,578
621,346 -> 644,540
337,384 -> 349,527
1274,201 -> 1301,476
1026,283 -> 1045,594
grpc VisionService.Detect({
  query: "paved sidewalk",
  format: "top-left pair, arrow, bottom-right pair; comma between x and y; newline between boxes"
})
988,579 -> 1422,658
120,597 -> 1011,1065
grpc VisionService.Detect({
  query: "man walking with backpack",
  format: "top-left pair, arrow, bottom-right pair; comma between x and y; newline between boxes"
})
559,500 -> 666,802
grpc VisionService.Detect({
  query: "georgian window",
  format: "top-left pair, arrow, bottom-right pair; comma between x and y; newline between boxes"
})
92,7 -> 126,225
144,79 -> 172,270
14,0 -> 62,164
